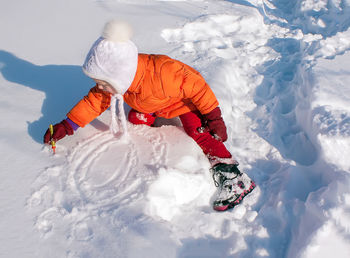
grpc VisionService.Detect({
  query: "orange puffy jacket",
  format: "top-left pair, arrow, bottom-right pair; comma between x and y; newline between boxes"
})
67,54 -> 219,127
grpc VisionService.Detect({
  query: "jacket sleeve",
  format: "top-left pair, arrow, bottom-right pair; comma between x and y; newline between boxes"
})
161,60 -> 219,115
67,85 -> 111,127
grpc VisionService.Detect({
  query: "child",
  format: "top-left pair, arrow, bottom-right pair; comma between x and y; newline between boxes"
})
44,20 -> 255,211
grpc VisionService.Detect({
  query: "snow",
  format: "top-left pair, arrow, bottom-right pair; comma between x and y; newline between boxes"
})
1,0 -> 350,257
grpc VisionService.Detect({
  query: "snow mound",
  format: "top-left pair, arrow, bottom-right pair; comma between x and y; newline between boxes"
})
27,118 -> 261,256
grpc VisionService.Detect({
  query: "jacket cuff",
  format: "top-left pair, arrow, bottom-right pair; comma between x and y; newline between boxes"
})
65,118 -> 80,131
203,106 -> 221,120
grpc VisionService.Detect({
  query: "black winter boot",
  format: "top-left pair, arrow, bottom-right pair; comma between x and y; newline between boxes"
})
211,163 -> 256,211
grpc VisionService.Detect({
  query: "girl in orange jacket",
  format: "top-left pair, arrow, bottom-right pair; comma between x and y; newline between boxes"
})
44,20 -> 255,211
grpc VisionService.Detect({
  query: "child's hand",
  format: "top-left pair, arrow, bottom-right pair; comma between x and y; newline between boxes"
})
203,107 -> 228,142
43,120 -> 74,144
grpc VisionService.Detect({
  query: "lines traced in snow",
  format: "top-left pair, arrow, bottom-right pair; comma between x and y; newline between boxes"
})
28,131 -> 138,236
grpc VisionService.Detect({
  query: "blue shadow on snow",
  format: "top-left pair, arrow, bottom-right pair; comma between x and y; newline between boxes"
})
252,37 -> 318,166
0,50 -> 93,143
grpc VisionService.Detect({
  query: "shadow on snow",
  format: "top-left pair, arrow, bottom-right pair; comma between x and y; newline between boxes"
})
0,49 -> 93,143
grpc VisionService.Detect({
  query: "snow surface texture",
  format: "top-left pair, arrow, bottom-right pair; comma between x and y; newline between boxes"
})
0,0 -> 350,257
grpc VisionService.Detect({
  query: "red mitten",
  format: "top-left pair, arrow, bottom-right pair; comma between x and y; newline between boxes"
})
128,109 -> 156,126
43,120 -> 74,144
203,107 -> 228,142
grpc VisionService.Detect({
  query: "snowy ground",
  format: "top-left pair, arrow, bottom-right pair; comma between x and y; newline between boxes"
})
0,0 -> 350,257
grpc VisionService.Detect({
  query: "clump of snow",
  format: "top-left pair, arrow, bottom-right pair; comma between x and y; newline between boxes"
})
311,53 -> 350,171
145,166 -> 213,221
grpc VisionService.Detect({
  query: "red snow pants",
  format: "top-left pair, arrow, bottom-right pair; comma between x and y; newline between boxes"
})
128,109 -> 232,160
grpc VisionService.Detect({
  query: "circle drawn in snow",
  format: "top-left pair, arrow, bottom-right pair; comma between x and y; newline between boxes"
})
35,207 -> 67,236
68,132 -> 138,204
82,143 -> 132,188
71,222 -> 94,241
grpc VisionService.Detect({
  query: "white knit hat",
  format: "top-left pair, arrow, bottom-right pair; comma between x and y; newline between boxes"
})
82,20 -> 138,94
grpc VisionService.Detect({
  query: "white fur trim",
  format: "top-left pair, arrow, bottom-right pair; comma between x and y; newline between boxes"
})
102,20 -> 133,43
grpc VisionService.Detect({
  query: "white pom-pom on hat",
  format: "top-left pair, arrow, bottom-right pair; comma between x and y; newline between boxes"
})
102,20 -> 133,42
